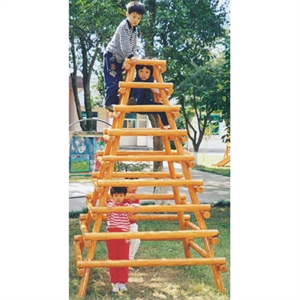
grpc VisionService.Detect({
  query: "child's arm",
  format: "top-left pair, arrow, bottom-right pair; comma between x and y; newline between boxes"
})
127,203 -> 139,217
131,56 -> 138,64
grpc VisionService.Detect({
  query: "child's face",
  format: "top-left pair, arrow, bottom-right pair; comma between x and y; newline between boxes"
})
126,12 -> 142,27
138,67 -> 151,81
127,186 -> 137,193
111,193 -> 125,204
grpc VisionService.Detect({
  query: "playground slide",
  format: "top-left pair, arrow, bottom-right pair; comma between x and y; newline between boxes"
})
213,155 -> 230,167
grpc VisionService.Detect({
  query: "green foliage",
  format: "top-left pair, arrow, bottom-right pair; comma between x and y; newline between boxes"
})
175,49 -> 230,152
113,161 -> 150,172
69,0 -> 126,130
169,116 -> 186,149
69,207 -> 88,218
194,165 -> 230,177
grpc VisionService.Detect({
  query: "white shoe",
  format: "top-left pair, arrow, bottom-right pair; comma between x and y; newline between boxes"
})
119,283 -> 128,292
112,283 -> 119,293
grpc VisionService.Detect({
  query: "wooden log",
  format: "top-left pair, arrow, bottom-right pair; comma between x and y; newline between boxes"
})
124,58 -> 166,66
185,221 -> 200,230
211,237 -> 219,246
74,239 -> 83,263
89,214 -> 190,221
196,186 -> 204,193
92,171 -> 183,179
105,128 -> 186,137
124,193 -> 186,200
96,150 -> 181,156
91,204 -> 209,214
100,155 -> 194,162
95,179 -> 203,187
128,214 -> 191,221
102,155 -> 194,163
218,265 -> 227,273
84,230 -> 218,241
203,211 -> 211,219
76,257 -> 226,268
189,240 -> 208,258
119,82 -> 173,89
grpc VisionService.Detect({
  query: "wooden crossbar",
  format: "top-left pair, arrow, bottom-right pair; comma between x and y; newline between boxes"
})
112,105 -> 179,113
84,229 -> 218,241
96,150 -> 182,156
125,58 -> 166,66
99,155 -> 194,162
80,213 -> 191,221
95,179 -> 203,187
76,257 -> 226,268
92,171 -> 183,179
104,128 -> 187,136
119,82 -> 173,89
86,193 -> 186,200
90,204 -> 210,213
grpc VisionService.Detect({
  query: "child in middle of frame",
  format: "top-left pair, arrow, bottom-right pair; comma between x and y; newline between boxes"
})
128,64 -> 170,129
124,182 -> 140,260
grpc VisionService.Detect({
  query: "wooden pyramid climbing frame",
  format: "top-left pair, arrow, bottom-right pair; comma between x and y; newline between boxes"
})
73,59 -> 227,298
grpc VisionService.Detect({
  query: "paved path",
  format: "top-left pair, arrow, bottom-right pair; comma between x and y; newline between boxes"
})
69,167 -> 230,212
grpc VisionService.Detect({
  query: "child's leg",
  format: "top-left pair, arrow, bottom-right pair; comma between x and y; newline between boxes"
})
103,52 -> 123,107
144,102 -> 169,126
116,238 -> 130,284
129,223 -> 141,260
106,237 -> 119,283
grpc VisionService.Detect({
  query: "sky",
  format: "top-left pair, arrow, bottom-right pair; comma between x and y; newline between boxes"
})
0,1 -> 300,300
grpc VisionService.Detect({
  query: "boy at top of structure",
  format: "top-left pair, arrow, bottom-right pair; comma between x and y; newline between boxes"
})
128,64 -> 170,129
103,1 -> 146,114
106,186 -> 138,293
124,181 -> 140,260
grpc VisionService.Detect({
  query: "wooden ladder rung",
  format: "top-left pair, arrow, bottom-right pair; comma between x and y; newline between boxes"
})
97,150 -> 181,156
86,193 -> 186,200
84,229 -> 218,241
94,179 -> 203,188
92,171 -> 183,179
104,128 -> 186,137
112,104 -> 179,113
99,155 -> 193,162
76,257 -> 226,268
90,204 -> 209,214
119,82 -> 173,89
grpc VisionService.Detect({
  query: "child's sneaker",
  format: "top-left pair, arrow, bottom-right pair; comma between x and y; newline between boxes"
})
105,105 -> 115,112
112,283 -> 119,293
128,97 -> 137,105
119,283 -> 128,292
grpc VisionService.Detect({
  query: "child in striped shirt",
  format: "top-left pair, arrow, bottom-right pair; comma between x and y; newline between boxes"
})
106,186 -> 139,293
103,1 -> 146,114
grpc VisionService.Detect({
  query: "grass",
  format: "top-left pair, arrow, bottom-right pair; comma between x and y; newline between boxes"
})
69,205 -> 230,299
194,165 -> 230,177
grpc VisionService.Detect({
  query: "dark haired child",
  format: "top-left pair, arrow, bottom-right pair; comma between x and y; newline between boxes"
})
103,2 -> 146,114
129,64 -> 170,129
106,186 -> 139,293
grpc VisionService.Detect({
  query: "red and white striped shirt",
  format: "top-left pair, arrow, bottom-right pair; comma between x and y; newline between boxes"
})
106,200 -> 131,232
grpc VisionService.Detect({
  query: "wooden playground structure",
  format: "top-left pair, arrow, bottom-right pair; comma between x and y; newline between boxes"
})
213,142 -> 230,167
73,59 -> 227,297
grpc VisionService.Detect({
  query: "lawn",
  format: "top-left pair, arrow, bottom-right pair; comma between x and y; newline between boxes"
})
69,205 -> 230,300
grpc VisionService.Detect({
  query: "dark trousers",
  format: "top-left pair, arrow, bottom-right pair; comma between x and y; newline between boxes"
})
103,52 -> 123,106
138,103 -> 169,126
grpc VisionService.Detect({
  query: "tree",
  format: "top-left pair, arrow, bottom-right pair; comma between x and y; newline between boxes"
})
138,0 -> 229,167
135,0 -> 226,170
69,0 -> 124,131
175,51 -> 229,153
